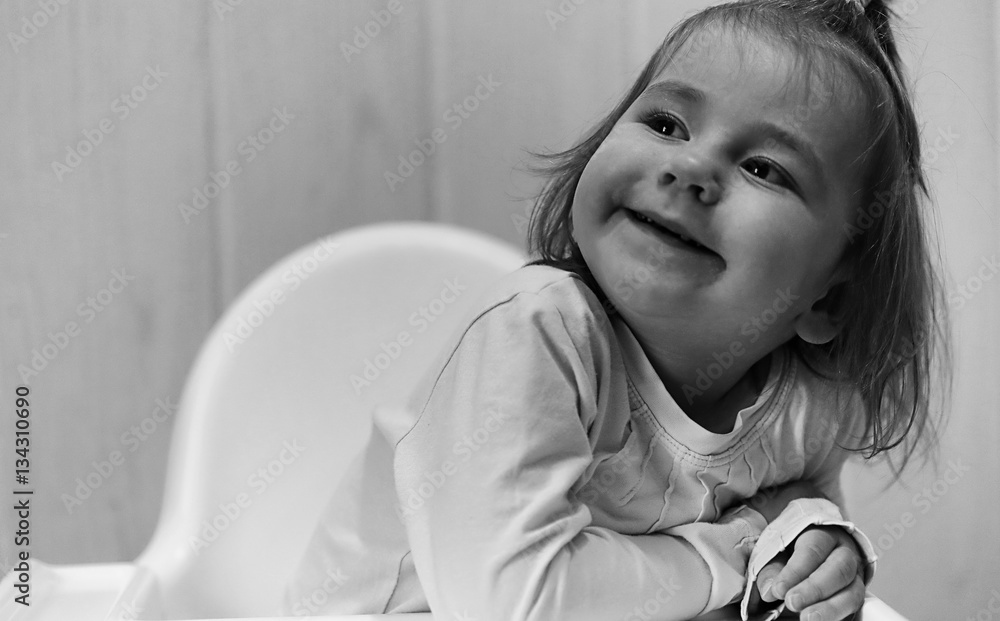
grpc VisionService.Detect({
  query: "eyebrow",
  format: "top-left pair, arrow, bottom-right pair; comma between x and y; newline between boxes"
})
747,120 -> 824,183
641,79 -> 706,105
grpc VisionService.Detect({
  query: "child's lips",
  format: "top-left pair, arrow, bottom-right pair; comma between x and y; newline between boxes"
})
625,208 -> 723,260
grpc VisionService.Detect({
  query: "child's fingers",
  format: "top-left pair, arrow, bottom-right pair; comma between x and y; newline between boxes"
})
783,544 -> 861,612
797,574 -> 866,621
770,528 -> 838,600
755,555 -> 788,603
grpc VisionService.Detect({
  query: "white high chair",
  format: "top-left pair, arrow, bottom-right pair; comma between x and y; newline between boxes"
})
0,222 -> 910,621
0,222 -> 522,621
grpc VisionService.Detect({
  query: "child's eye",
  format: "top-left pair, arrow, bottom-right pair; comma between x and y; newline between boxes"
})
641,111 -> 688,140
741,157 -> 794,190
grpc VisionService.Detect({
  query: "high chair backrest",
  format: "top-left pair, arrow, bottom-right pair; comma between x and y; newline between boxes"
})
134,222 -> 525,619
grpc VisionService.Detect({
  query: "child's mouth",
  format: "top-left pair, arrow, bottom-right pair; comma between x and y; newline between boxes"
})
628,210 -> 719,257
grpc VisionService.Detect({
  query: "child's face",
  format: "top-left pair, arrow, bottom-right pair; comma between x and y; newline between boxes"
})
572,27 -> 870,383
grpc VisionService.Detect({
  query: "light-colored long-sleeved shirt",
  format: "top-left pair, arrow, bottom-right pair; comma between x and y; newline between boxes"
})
284,265 -> 872,620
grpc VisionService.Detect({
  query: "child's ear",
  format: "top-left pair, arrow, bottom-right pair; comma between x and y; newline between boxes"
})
793,269 -> 850,345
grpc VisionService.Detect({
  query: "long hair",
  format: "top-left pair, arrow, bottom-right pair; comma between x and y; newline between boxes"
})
526,0 -> 951,477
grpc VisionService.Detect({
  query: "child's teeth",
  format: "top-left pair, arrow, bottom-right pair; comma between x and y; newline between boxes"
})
635,212 -> 705,250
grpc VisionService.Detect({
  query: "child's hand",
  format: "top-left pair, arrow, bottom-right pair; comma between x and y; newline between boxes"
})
754,525 -> 865,620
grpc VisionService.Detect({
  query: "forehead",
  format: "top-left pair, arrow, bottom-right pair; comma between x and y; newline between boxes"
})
659,23 -> 864,119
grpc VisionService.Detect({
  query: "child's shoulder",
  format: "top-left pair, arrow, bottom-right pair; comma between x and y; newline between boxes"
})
782,350 -> 869,447
447,263 -> 617,361
475,263 -> 608,327
489,263 -> 592,296
402,264 -> 617,417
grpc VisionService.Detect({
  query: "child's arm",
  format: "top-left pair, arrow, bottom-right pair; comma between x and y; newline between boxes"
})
392,289 -> 766,621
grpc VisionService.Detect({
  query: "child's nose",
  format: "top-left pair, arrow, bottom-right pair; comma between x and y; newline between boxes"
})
658,152 -> 722,205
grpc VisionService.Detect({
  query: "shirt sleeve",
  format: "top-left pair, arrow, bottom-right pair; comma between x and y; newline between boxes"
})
391,287 -> 768,621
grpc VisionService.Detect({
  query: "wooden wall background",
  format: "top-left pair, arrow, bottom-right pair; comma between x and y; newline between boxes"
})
0,1 -> 997,619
